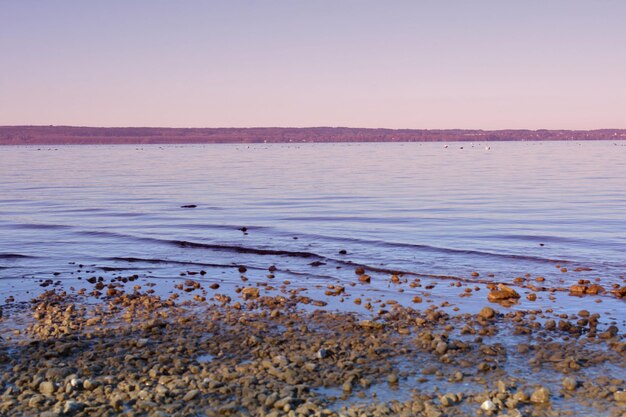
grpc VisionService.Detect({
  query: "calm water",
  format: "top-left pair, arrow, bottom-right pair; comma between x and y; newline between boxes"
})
1,141 -> 625,316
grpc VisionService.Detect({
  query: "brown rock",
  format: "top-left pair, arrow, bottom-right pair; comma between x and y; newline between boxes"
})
39,381 -> 55,395
478,306 -> 496,319
530,386 -> 550,403
488,284 -> 520,302
241,287 -> 260,300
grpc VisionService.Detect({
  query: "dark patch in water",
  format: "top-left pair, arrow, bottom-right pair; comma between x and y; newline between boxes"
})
0,253 -> 36,259
172,240 -> 320,258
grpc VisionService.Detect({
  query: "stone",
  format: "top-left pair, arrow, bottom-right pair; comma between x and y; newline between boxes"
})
358,275 -> 371,283
478,306 -> 496,319
480,400 -> 496,411
614,391 -> 626,403
488,284 -> 520,302
435,342 -> 448,355
183,389 -> 200,401
316,348 -> 329,359
530,386 -> 550,404
83,379 -> 96,391
39,381 -> 55,395
562,377 -> 577,391
241,287 -> 260,300
62,401 -> 85,415
439,393 -> 457,407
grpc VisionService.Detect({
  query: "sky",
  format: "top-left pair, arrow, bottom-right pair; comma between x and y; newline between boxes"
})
1,1 -> 625,129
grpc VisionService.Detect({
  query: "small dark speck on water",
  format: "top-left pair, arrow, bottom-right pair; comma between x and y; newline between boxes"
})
181,204 -> 197,208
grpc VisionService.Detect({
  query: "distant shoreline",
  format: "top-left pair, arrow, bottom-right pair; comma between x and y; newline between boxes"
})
1,126 -> 625,145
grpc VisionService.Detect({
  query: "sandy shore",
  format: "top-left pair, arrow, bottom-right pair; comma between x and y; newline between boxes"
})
1,268 -> 625,417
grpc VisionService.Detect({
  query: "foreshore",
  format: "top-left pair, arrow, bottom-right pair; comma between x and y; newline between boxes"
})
1,267 -> 625,417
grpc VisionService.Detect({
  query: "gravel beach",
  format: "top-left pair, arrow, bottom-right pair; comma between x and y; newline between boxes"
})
1,267 -> 625,417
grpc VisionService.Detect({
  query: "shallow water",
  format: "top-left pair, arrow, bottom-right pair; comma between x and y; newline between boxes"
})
1,141 -> 625,319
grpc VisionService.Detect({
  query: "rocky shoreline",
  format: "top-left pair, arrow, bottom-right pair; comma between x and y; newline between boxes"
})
1,268 -> 625,417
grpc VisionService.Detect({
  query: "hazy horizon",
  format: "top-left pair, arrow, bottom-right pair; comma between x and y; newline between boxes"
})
2,1 -> 625,129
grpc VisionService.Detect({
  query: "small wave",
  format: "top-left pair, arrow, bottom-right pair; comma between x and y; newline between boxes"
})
172,240 -> 321,258
76,230 -> 321,260
12,223 -> 71,230
52,207 -> 107,213
271,231 -> 570,265
76,228 -> 569,266
0,253 -> 36,259
484,234 -> 589,245
282,216 -> 414,224
139,223 -> 269,231
79,230 -> 147,240
108,256 -> 263,270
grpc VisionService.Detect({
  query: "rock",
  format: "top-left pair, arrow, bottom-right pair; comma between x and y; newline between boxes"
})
241,287 -> 260,300
530,386 -> 550,403
358,274 -> 371,283
387,373 -> 398,384
544,319 -> 556,330
439,393 -> 458,407
496,380 -> 507,393
612,286 -> 626,298
109,394 -> 123,408
316,348 -> 329,359
614,391 -> 626,403
264,392 -> 279,407
480,400 -> 496,411
359,320 -> 384,330
274,396 -> 296,410
28,395 -> 45,408
562,377 -> 577,391
183,389 -> 200,401
70,378 -> 82,389
435,341 -> 448,355
488,284 -> 520,302
570,284 -> 605,295
342,380 -> 352,392
83,379 -> 96,391
478,306 -> 496,319
39,381 -> 55,395
62,401 -> 85,415
423,402 -> 443,417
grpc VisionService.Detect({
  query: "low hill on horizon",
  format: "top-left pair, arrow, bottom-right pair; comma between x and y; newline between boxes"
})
1,126 -> 625,145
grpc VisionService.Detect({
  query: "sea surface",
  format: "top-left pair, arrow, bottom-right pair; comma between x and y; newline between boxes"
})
1,141 -> 625,318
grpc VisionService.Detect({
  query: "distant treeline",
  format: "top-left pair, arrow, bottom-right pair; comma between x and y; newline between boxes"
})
1,126 -> 625,145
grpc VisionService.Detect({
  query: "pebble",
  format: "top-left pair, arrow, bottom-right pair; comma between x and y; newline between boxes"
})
480,399 -> 496,411
39,381 -> 55,395
478,306 -> 496,319
387,373 -> 399,384
183,389 -> 200,401
530,386 -> 550,403
562,377 -> 577,391
316,348 -> 329,359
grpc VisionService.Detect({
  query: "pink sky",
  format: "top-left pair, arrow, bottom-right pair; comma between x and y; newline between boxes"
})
1,1 -> 625,129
